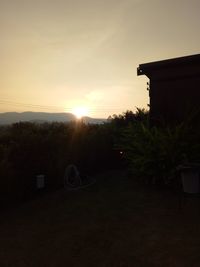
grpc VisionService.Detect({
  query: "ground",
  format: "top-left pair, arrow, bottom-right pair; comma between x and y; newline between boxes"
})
1,170 -> 200,267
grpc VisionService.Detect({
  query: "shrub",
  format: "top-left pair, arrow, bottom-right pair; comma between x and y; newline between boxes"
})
116,114 -> 200,185
0,120 -> 119,204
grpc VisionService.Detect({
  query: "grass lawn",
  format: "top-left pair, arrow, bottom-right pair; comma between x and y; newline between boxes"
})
1,170 -> 200,267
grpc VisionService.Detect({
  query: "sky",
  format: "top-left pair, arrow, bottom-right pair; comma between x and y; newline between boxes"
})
0,0 -> 200,118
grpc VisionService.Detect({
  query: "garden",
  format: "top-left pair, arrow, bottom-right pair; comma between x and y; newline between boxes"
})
1,109 -> 200,266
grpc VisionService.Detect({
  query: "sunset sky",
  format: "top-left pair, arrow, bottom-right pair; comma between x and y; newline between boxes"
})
1,0 -> 200,118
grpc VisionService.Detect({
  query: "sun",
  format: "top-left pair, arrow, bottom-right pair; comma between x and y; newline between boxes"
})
72,106 -> 89,119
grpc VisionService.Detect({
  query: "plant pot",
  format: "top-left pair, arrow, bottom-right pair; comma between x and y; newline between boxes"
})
36,174 -> 45,189
180,167 -> 199,194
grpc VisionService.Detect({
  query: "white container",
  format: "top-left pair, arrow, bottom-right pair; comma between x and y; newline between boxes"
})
36,175 -> 45,189
181,169 -> 199,194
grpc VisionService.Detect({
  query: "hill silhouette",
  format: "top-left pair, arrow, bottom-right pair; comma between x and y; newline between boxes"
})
0,112 -> 106,125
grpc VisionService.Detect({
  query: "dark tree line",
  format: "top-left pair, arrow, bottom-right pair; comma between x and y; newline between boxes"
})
0,120 -> 123,207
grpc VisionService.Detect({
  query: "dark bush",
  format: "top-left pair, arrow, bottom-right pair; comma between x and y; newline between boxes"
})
116,110 -> 200,185
0,120 -> 121,206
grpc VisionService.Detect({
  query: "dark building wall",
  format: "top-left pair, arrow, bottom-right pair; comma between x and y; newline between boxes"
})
138,54 -> 200,125
150,75 -> 200,124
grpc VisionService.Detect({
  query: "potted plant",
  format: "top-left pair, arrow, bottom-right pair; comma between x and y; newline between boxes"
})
177,155 -> 200,194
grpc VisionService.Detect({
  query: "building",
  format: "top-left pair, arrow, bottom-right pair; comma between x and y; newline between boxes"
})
137,54 -> 200,125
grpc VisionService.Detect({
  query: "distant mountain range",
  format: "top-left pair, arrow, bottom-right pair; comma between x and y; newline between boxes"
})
0,112 -> 107,125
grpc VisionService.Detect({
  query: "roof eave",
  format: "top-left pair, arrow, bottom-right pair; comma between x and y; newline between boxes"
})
137,66 -> 150,77
137,53 -> 200,77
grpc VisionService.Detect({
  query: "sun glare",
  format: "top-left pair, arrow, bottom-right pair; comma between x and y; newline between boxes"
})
72,106 -> 89,119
